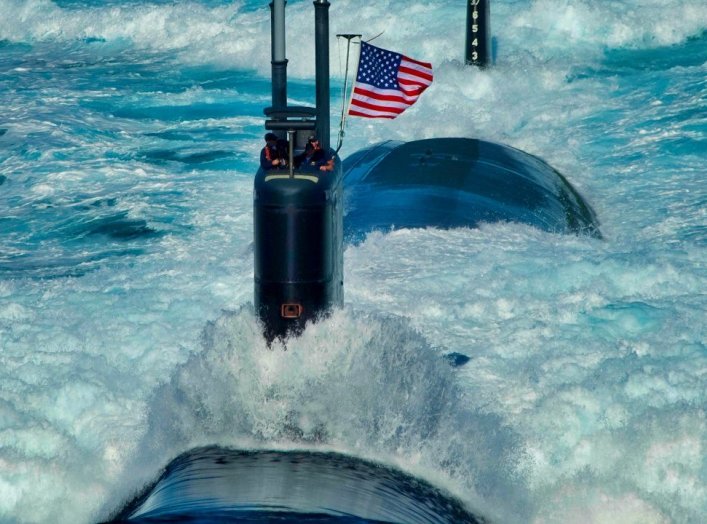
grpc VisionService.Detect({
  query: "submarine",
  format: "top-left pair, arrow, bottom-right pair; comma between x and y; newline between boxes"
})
255,0 -> 600,341
102,2 -> 600,522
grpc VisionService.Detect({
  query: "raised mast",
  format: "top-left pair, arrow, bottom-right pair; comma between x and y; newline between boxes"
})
313,0 -> 331,152
270,0 -> 287,116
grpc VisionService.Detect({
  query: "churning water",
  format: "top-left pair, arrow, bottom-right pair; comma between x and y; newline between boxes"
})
0,1 -> 705,522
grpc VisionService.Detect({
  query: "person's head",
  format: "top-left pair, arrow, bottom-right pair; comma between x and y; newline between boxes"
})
308,135 -> 320,148
264,132 -> 277,143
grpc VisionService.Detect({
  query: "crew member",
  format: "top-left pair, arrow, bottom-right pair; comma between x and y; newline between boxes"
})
295,135 -> 334,171
260,132 -> 285,170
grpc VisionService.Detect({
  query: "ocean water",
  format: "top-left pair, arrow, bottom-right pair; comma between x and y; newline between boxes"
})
0,0 -> 705,523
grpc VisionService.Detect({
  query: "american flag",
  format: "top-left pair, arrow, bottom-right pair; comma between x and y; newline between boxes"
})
348,42 -> 433,119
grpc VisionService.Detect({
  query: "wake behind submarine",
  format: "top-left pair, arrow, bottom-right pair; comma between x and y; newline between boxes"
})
255,0 -> 600,341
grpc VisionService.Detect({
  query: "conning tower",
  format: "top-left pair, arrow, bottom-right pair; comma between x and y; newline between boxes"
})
254,0 -> 343,342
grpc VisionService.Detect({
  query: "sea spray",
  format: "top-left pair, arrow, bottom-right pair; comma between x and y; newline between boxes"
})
109,306 -> 529,522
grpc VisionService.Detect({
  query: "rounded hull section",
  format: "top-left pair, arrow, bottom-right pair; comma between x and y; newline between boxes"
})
106,447 -> 483,523
343,138 -> 601,241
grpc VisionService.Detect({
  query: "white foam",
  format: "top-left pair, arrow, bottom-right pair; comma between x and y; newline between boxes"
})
105,307 -> 520,522
509,0 -> 707,48
0,1 -> 705,523
1,0 -> 705,72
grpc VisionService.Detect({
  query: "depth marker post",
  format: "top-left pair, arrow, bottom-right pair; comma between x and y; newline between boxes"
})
465,0 -> 491,67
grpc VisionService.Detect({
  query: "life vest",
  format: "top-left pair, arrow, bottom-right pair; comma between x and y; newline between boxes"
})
264,144 -> 275,162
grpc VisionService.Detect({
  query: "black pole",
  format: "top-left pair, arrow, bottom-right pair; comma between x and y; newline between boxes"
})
335,34 -> 361,153
314,0 -> 330,152
271,0 -> 288,113
465,0 -> 490,67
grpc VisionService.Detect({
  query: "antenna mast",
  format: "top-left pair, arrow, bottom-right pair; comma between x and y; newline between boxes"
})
270,0 -> 287,114
314,0 -> 331,152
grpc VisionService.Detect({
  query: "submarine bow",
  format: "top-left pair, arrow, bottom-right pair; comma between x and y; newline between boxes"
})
343,137 -> 601,241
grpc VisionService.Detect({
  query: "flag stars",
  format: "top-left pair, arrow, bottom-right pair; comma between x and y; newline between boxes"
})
356,43 -> 401,89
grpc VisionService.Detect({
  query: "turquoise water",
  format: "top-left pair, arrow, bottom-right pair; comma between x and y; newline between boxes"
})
0,1 -> 705,523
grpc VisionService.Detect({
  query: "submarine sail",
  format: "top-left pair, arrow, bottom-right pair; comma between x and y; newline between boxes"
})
254,0 -> 343,342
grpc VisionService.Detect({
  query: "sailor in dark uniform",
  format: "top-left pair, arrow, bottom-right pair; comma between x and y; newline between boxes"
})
295,135 -> 333,171
260,132 -> 286,170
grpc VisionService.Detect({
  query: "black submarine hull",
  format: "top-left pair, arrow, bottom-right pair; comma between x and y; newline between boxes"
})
104,446 -> 483,523
254,159 -> 344,341
343,137 -> 601,241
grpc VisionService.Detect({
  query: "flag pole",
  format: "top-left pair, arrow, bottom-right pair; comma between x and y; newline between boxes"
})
335,34 -> 361,154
